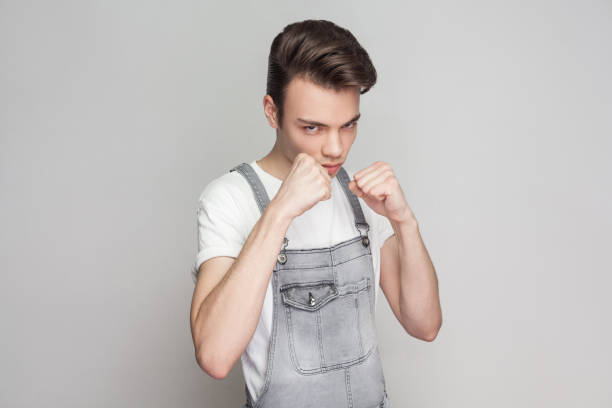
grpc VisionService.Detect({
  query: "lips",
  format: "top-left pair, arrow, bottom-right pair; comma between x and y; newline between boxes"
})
322,163 -> 342,174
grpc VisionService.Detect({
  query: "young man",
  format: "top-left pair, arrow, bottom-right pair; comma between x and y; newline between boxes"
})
190,19 -> 441,407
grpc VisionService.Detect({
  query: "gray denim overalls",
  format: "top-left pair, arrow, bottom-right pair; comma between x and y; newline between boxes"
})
230,162 -> 391,408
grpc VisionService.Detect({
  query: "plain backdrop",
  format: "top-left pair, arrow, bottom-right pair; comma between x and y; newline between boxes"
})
1,0 -> 611,407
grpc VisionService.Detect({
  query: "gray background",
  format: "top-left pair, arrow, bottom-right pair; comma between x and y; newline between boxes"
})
1,0 -> 610,407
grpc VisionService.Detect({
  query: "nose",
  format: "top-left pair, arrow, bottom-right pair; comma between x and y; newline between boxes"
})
322,129 -> 343,158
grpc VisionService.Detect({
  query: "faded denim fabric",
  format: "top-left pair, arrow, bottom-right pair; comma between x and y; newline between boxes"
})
231,163 -> 391,408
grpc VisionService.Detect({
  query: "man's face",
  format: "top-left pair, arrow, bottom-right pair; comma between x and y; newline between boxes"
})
272,76 -> 361,177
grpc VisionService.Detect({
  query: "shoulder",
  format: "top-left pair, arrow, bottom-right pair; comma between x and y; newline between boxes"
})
197,168 -> 252,210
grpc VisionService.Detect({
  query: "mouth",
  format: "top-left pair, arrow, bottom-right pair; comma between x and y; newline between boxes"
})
322,162 -> 343,174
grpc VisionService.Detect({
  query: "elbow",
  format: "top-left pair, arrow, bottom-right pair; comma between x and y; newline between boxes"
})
422,317 -> 443,342
422,328 -> 439,342
195,346 -> 231,380
400,311 -> 442,342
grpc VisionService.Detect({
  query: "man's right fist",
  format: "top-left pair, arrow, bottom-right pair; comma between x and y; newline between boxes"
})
272,153 -> 333,219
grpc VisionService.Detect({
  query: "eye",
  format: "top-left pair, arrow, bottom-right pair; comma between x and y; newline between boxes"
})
344,122 -> 356,129
303,125 -> 319,133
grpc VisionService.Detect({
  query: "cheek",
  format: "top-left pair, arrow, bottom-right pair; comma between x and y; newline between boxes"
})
290,131 -> 318,150
283,131 -> 314,155
342,132 -> 357,148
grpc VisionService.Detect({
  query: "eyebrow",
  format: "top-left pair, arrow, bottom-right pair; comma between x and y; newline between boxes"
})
297,113 -> 361,127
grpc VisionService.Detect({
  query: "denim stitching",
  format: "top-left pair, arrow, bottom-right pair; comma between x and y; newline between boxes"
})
355,293 -> 364,356
279,235 -> 364,254
280,279 -> 335,291
337,167 -> 368,229
289,342 -> 376,375
285,301 -> 376,375
285,305 -> 306,375
345,368 -> 353,408
333,252 -> 372,268
281,276 -> 374,374
276,252 -> 371,271
241,164 -> 269,214
316,308 -> 326,369
277,265 -> 334,271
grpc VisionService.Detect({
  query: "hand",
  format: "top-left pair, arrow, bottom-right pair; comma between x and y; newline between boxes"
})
272,153 -> 332,219
348,161 -> 413,223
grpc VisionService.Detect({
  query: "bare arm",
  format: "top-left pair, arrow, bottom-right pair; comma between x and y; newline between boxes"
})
190,198 -> 292,379
190,153 -> 332,379
380,218 -> 442,341
348,160 -> 441,342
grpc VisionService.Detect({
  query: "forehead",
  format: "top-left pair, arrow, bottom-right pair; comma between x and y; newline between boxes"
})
283,76 -> 360,125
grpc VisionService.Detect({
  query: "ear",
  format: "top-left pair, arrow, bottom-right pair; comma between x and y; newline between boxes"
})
263,95 -> 279,128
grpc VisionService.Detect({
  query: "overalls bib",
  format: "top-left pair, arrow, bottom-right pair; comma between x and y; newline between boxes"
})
230,162 -> 391,408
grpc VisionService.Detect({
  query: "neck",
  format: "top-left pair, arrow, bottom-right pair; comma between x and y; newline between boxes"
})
257,142 -> 293,182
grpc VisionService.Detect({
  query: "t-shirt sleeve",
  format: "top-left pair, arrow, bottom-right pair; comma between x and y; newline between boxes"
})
191,179 -> 247,283
374,211 -> 395,247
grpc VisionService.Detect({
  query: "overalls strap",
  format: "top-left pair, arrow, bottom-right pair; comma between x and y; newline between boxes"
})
229,163 -> 272,215
335,165 -> 370,239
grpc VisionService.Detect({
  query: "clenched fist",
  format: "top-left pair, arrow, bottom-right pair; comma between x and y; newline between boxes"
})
272,153 -> 333,220
348,161 -> 414,224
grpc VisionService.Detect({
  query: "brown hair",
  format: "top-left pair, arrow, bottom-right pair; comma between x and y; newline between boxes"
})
266,19 -> 377,128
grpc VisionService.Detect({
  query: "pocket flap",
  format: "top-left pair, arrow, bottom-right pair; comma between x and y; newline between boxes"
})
280,280 -> 338,311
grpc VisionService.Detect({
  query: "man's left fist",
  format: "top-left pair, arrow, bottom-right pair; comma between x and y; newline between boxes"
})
348,161 -> 413,224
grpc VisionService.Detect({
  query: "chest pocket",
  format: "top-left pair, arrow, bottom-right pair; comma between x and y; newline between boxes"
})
280,277 -> 376,374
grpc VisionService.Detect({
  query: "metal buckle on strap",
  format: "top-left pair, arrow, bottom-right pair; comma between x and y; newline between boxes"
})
356,223 -> 370,247
278,237 -> 289,264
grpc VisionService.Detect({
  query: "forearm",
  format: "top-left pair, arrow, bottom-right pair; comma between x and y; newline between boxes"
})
194,198 -> 292,375
393,214 -> 442,340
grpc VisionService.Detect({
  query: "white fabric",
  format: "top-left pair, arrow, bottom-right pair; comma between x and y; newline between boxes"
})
192,160 -> 395,404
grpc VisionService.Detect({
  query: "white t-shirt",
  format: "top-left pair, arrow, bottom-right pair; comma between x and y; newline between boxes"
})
192,160 -> 395,404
